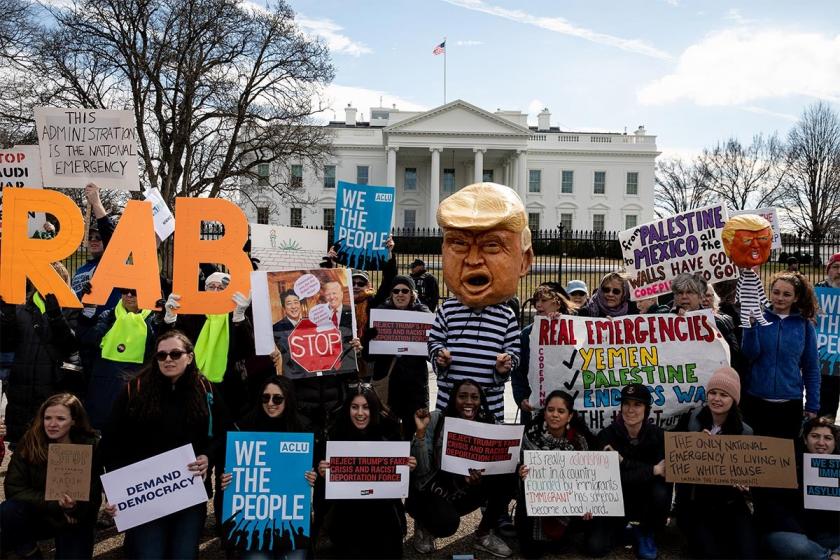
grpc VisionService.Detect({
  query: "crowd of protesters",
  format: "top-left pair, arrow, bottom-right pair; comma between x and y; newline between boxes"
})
0,185 -> 838,560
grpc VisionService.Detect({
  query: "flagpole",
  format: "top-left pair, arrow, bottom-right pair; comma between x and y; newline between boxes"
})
443,37 -> 447,104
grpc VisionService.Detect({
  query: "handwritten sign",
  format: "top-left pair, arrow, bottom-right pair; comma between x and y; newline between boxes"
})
326,441 -> 410,499
803,453 -> 839,511
528,310 -> 730,433
816,287 -> 840,378
368,309 -> 435,355
441,418 -> 523,475
664,432 -> 797,489
523,450 -> 624,517
45,443 -> 93,501
731,207 -> 782,249
619,204 -> 737,301
0,146 -> 46,236
333,181 -> 394,270
34,107 -> 140,190
144,187 -> 174,241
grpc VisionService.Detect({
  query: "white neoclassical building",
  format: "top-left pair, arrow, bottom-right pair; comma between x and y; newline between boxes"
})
243,99 -> 659,232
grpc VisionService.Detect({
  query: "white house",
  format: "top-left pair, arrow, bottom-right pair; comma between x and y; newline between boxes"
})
243,99 -> 659,232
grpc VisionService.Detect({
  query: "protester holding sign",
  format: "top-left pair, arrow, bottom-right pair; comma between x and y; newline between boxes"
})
742,271 -> 820,439
0,394 -> 101,559
100,330 -> 227,559
673,367 -> 759,559
593,384 -> 670,560
584,272 -> 638,318
757,417 -> 840,560
815,253 -> 840,421
0,262 -> 81,444
71,184 -> 119,312
516,390 -> 598,558
410,379 -> 517,558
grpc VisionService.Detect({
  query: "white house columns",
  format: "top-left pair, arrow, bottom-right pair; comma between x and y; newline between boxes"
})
516,150 -> 528,200
473,148 -> 485,183
386,146 -> 398,188
429,147 -> 441,227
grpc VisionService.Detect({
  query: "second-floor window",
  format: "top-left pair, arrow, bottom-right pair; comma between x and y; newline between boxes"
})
323,208 -> 335,229
290,164 -> 302,188
357,166 -> 369,185
626,172 -> 639,195
324,165 -> 336,189
257,163 -> 269,186
594,171 -> 606,194
256,207 -> 269,224
528,170 -> 541,193
561,170 -> 574,193
290,207 -> 302,227
404,168 -> 417,191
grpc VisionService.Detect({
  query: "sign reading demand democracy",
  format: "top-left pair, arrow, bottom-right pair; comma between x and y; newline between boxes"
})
34,107 -> 140,190
619,204 -> 737,301
333,180 -> 394,270
528,310 -> 730,433
816,287 -> 840,378
441,418 -> 524,476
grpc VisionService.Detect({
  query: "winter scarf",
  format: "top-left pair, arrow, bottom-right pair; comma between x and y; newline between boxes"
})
194,314 -> 230,382
100,301 -> 152,363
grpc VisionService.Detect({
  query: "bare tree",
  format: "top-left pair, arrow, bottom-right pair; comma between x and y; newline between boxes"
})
782,102 -> 840,258
654,157 -> 713,218
698,133 -> 787,210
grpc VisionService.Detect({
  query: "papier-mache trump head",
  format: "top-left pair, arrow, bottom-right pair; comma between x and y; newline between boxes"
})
436,182 -> 533,308
721,214 -> 773,268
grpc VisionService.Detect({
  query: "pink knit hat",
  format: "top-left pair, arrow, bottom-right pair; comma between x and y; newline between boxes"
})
707,366 -> 741,404
827,253 -> 840,275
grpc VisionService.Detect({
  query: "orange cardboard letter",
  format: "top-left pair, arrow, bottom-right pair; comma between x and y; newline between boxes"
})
0,188 -> 83,307
83,200 -> 161,309
172,197 -> 251,314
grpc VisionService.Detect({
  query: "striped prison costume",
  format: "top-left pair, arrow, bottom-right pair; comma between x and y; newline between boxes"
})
428,298 -> 520,422
736,268 -> 771,328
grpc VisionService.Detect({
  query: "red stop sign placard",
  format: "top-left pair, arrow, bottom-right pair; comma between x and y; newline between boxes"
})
288,319 -> 343,373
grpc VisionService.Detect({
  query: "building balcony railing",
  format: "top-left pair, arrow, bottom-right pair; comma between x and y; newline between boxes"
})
528,134 -> 657,146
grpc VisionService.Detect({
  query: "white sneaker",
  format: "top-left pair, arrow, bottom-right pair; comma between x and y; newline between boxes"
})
413,524 -> 435,554
474,530 -> 512,558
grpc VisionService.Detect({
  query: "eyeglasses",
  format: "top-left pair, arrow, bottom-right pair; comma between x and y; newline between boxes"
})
391,288 -> 410,295
353,280 -> 369,288
206,283 -> 225,292
601,286 -> 622,296
120,289 -> 137,296
88,234 -> 101,242
261,394 -> 285,405
155,350 -> 188,362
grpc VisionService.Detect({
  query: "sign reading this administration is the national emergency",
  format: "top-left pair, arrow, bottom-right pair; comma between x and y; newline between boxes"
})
529,310 -> 730,433
816,287 -> 840,378
222,432 -> 314,554
619,204 -> 737,301
100,444 -> 207,532
441,418 -> 524,476
333,181 -> 394,270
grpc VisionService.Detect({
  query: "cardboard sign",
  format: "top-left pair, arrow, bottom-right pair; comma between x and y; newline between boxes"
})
333,181 -> 394,270
0,146 -> 46,236
100,444 -> 208,532
664,432 -> 797,489
803,453 -> 839,511
145,188 -> 175,241
730,207 -> 782,250
368,309 -> 435,355
619,204 -> 738,301
34,107 -> 140,190
523,450 -> 624,517
325,441 -> 410,500
528,310 -> 730,433
441,418 -> 523,476
222,432 -> 313,554
816,287 -> 840,378
45,443 -> 93,501
250,268 -> 358,376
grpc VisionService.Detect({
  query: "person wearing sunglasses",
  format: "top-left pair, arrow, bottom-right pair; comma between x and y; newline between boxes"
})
584,272 -> 637,318
69,184 -> 119,314
80,287 -> 158,430
100,330 -> 228,559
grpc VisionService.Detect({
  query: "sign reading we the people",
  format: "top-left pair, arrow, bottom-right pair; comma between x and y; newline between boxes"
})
222,432 -> 313,555
523,450 -> 624,517
528,310 -> 730,433
368,309 -> 435,355
441,418 -> 524,476
325,441 -> 411,500
816,287 -> 840,378
34,107 -> 140,190
333,180 -> 394,270
803,453 -> 840,511
618,204 -> 737,301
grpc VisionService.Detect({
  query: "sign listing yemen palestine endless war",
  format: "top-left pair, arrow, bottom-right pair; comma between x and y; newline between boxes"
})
528,310 -> 730,433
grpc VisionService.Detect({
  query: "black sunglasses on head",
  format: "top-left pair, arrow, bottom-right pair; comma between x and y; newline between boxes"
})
261,394 -> 285,405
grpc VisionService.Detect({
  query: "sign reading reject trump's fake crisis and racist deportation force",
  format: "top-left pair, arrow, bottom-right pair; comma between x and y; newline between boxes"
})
222,433 -> 313,554
524,451 -> 624,517
803,453 -> 840,511
619,204 -> 738,301
441,418 -> 524,476
816,288 -> 840,378
100,444 -> 207,532
528,310 -> 730,433
326,441 -> 411,500
368,309 -> 436,356
333,181 -> 394,270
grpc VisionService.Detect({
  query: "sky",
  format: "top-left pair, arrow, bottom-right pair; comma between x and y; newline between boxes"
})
283,0 -> 840,159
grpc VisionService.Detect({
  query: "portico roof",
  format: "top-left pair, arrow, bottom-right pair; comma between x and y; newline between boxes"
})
384,99 -> 531,138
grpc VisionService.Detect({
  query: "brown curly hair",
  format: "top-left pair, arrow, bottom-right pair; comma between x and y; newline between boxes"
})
769,271 -> 818,321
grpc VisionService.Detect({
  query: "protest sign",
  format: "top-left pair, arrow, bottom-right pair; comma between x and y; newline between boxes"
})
251,268 -> 357,376
368,309 -> 435,355
333,181 -> 394,270
34,107 -> 139,190
326,441 -> 410,499
730,207 -> 782,249
100,444 -> 207,532
528,310 -> 729,433
0,146 -> 46,236
803,453 -> 839,511
45,443 -> 93,501
523,450 -> 624,517
664,432 -> 797,489
618,204 -> 737,301
441,417 -> 523,475
144,188 -> 175,241
222,432 -> 313,554
816,288 -> 840,378
249,223 -> 328,270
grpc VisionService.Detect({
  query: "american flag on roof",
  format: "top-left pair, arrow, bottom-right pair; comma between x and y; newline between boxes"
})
433,40 -> 445,55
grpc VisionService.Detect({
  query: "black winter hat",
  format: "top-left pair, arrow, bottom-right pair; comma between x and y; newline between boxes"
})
391,275 -> 416,291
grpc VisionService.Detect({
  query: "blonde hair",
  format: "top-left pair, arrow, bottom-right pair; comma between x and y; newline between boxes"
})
51,262 -> 70,285
721,214 -> 771,249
